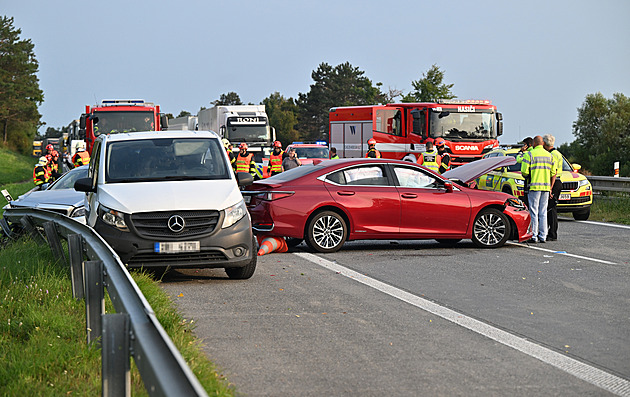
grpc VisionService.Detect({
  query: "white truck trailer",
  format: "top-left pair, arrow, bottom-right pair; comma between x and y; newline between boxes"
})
197,105 -> 275,163
167,115 -> 197,130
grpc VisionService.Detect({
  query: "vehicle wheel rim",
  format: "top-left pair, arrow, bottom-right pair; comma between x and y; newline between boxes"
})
312,215 -> 344,249
473,213 -> 506,246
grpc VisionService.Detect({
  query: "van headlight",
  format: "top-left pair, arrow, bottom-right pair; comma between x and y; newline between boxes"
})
222,200 -> 247,229
99,205 -> 128,231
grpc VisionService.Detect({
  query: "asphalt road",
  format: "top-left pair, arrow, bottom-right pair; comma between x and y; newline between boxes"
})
160,218 -> 630,396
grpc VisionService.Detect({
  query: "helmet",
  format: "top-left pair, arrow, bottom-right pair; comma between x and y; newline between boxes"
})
221,138 -> 231,148
52,150 -> 59,159
45,154 -> 52,162
367,138 -> 377,145
38,156 -> 47,166
425,138 -> 434,144
45,144 -> 54,152
273,140 -> 282,148
239,142 -> 248,150
434,138 -> 446,147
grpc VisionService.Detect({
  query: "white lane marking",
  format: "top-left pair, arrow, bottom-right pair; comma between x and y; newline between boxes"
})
506,242 -> 618,265
579,220 -> 630,230
295,252 -> 630,397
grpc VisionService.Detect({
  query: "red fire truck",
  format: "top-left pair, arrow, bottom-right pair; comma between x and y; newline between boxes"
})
80,99 -> 168,154
329,99 -> 503,166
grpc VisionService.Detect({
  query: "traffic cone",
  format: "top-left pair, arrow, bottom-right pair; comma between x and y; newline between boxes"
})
257,236 -> 288,256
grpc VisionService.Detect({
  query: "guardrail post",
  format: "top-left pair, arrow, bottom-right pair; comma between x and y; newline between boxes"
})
19,215 -> 45,244
102,313 -> 131,397
84,260 -> 104,345
0,217 -> 15,240
68,234 -> 85,300
43,221 -> 66,263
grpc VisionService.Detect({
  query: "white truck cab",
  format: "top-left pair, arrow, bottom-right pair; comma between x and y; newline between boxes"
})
74,130 -> 257,279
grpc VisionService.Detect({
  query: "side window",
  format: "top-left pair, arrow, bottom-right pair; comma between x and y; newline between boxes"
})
375,109 -> 402,137
393,166 -> 440,189
326,165 -> 389,186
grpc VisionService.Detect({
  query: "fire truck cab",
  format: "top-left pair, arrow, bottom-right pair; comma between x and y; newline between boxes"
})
329,100 -> 502,167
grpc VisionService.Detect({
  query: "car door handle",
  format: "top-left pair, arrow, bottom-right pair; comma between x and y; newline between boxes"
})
401,193 -> 417,199
337,191 -> 355,196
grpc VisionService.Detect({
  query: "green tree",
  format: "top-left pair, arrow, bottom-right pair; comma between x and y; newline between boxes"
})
0,16 -> 43,154
262,92 -> 299,146
572,92 -> 630,176
297,62 -> 386,141
176,110 -> 192,118
401,64 -> 456,103
212,92 -> 243,106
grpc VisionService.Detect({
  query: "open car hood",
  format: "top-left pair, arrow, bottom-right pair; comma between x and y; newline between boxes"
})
443,156 -> 517,184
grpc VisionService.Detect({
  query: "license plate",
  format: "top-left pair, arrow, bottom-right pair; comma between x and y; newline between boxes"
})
559,193 -> 571,201
154,241 -> 200,253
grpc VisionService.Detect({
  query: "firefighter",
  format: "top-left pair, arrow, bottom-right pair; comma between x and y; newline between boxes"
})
235,143 -> 260,179
72,146 -> 90,167
365,138 -> 381,158
417,138 -> 440,173
45,143 -> 54,156
49,150 -> 62,181
222,138 -> 236,169
435,138 -> 451,174
268,140 -> 284,177
33,156 -> 50,189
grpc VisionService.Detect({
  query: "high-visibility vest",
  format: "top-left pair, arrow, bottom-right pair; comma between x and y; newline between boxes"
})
521,146 -> 554,191
269,151 -> 284,174
549,148 -> 563,176
33,165 -> 49,186
365,148 -> 381,158
419,149 -> 440,173
73,151 -> 90,166
236,152 -> 254,174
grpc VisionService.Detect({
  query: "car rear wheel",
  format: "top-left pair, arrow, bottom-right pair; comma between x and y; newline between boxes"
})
225,234 -> 258,279
573,208 -> 590,221
305,210 -> 347,253
472,208 -> 510,248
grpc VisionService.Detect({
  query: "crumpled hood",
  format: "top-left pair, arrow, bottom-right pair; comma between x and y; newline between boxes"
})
443,156 -> 517,184
13,189 -> 84,208
96,180 -> 243,214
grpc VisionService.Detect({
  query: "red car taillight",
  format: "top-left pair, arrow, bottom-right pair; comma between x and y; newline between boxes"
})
257,191 -> 295,201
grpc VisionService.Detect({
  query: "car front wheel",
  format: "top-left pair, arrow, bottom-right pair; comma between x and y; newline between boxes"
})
305,210 -> 347,253
573,208 -> 590,221
472,208 -> 511,248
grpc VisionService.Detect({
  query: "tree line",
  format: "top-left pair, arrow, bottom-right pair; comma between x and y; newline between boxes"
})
1,15 -> 627,176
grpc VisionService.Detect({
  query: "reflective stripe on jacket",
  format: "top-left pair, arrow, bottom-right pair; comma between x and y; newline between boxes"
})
269,151 -> 284,174
33,165 -> 49,185
365,148 -> 381,158
521,146 -> 554,191
236,152 -> 255,174
419,149 -> 440,173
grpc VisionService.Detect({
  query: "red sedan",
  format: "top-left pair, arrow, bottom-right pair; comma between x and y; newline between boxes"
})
243,158 -> 532,253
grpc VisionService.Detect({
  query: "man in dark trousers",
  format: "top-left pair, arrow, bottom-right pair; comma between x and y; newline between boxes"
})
544,134 -> 563,241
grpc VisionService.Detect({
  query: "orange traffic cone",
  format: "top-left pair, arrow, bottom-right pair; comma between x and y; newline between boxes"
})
257,236 -> 288,256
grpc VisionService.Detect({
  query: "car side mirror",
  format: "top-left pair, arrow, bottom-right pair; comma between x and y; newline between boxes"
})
74,177 -> 96,193
444,181 -> 454,193
236,172 -> 253,187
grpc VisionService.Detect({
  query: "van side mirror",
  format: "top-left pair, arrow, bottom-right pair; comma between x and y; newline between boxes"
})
160,114 -> 169,130
74,177 -> 96,193
80,114 -> 87,129
236,172 -> 253,187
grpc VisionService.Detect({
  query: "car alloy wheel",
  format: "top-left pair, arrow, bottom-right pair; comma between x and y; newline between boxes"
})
306,210 -> 347,253
472,208 -> 510,248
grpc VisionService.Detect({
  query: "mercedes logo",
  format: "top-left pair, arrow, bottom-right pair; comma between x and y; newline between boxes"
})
167,215 -> 185,233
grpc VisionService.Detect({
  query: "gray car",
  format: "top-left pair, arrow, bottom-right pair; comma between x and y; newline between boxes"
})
6,166 -> 88,222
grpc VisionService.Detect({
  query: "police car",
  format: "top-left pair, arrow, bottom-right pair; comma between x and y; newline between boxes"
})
476,147 -> 592,220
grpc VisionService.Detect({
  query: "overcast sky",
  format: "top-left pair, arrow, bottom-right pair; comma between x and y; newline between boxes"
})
3,0 -> 629,146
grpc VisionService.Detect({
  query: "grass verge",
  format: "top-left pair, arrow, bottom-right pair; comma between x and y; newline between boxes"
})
0,237 -> 234,396
589,194 -> 630,225
0,146 -> 36,185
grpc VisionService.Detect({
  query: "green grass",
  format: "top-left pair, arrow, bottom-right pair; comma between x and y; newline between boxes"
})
0,237 -> 235,396
590,194 -> 630,225
0,146 -> 37,185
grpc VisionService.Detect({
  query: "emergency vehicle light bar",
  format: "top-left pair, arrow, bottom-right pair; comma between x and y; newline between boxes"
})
437,99 -> 491,105
100,99 -> 153,107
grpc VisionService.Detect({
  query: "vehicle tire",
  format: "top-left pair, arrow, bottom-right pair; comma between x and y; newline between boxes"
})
436,239 -> 462,246
305,210 -> 347,253
573,208 -> 590,221
471,208 -> 511,248
226,234 -> 258,279
286,237 -> 303,248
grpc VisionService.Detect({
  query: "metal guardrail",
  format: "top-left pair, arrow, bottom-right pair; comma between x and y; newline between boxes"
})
588,176 -> 630,194
1,208 -> 208,397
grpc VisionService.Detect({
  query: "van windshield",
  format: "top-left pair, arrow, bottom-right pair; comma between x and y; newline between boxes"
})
105,138 -> 231,183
